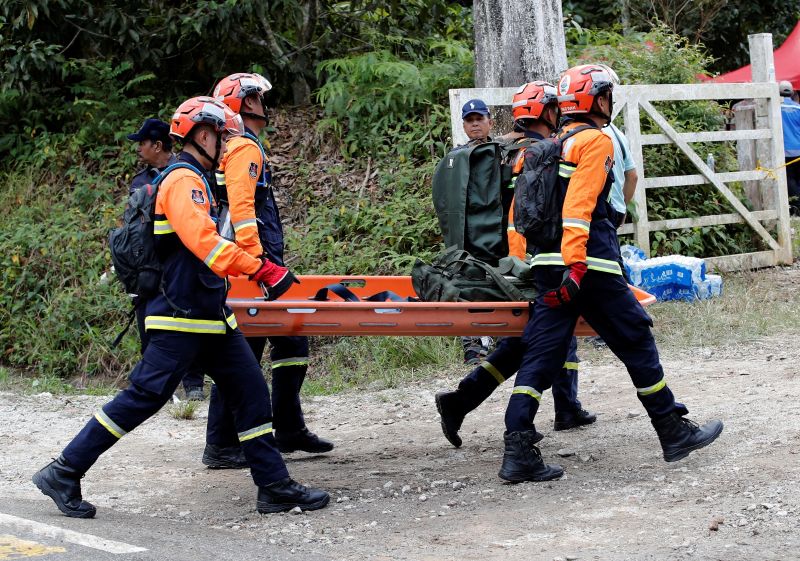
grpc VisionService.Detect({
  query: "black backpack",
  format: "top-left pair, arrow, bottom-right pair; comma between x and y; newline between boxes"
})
109,162 -> 208,299
411,246 -> 538,303
512,125 -> 591,248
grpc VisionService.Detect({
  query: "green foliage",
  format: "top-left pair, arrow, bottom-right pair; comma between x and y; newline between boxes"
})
0,167 -> 138,378
170,401 -> 199,420
563,0 -> 799,74
287,163 -> 442,274
315,39 -> 473,161
303,336 -> 461,395
571,25 -> 761,257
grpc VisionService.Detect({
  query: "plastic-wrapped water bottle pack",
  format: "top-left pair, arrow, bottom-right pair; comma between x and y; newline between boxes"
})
620,245 -> 723,302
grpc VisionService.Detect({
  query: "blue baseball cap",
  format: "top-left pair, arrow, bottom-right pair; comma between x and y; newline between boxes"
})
461,99 -> 490,120
127,118 -> 171,143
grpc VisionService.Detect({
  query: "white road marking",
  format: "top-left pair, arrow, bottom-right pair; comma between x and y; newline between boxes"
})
0,513 -> 148,555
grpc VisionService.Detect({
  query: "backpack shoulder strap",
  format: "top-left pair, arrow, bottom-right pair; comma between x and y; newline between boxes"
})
242,132 -> 267,166
156,162 -> 213,208
557,124 -> 595,145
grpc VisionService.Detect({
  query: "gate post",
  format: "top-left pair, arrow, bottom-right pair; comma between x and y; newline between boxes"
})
623,94 -> 650,255
750,33 -> 793,263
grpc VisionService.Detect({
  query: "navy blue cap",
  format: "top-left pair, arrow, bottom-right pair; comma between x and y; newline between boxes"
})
461,99 -> 490,120
127,118 -> 171,142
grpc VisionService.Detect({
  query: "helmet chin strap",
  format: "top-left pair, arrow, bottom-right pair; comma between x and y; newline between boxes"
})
590,92 -> 613,126
240,97 -> 269,126
189,132 -> 222,170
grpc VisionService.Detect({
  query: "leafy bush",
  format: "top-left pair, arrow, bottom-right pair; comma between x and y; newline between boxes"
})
0,167 -> 137,377
315,40 -> 473,162
286,163 -> 442,275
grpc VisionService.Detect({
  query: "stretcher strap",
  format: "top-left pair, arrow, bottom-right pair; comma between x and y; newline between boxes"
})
311,283 -> 415,303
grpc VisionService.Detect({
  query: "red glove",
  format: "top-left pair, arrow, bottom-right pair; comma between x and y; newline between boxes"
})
249,259 -> 300,301
543,262 -> 587,308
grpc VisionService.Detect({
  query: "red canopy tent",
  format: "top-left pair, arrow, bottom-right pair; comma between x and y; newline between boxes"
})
703,21 -> 800,89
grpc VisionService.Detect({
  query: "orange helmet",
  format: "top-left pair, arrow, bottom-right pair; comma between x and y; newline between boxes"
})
557,64 -> 615,116
512,81 -> 559,125
213,73 -> 272,114
170,96 -> 238,141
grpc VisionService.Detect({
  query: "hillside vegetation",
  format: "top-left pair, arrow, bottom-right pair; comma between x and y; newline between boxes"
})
0,2 -> 780,382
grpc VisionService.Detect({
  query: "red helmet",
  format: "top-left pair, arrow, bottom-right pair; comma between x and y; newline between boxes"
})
511,81 -> 559,123
213,73 -> 272,114
170,97 -> 241,141
557,64 -> 615,116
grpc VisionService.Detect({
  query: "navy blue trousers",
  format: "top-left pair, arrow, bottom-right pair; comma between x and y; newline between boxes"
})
62,330 -> 288,486
206,336 -> 309,447
452,335 -> 582,419
505,268 -> 685,433
136,303 -> 205,391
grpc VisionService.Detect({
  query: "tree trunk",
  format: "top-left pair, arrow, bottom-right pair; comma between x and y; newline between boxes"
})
473,0 -> 568,87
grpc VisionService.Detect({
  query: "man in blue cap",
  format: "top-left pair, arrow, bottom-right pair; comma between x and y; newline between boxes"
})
126,118 -> 205,400
454,99 -> 496,364
461,98 -> 494,147
127,118 -> 178,195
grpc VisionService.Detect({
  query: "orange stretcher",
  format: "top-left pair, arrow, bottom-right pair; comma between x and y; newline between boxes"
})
227,275 -> 655,338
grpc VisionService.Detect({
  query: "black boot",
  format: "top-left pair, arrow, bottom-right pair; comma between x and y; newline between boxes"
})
652,413 -> 723,462
275,428 -> 334,454
436,390 -> 542,448
435,390 -> 467,447
32,456 -> 96,518
553,408 -> 597,431
498,431 -> 564,483
202,444 -> 248,469
256,478 -> 330,513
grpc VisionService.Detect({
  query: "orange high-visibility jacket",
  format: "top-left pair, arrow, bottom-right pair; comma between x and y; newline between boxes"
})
146,158 -> 262,334
529,120 -> 623,276
217,135 -> 265,258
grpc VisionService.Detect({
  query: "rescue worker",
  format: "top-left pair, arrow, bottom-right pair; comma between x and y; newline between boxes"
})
435,82 -> 595,449
455,98 -> 495,364
779,80 -> 800,215
32,96 -> 329,517
586,64 -> 638,348
200,72 -> 332,470
498,64 -> 723,483
126,119 -> 205,401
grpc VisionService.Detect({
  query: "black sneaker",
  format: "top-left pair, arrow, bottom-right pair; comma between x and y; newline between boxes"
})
275,428 -> 334,454
202,444 -> 248,469
553,408 -> 597,431
256,478 -> 330,513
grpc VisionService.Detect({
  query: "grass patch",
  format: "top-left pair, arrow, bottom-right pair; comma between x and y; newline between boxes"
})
0,367 -> 118,396
169,400 -> 199,420
303,336 -> 462,395
648,267 -> 800,350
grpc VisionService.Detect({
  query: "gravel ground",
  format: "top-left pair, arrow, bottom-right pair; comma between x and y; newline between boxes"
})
1,333 -> 799,561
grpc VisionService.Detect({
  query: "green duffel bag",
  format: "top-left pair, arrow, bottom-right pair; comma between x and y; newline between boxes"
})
411,246 -> 538,303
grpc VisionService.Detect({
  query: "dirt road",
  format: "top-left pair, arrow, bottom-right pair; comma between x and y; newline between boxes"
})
1,334 -> 799,561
